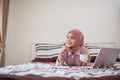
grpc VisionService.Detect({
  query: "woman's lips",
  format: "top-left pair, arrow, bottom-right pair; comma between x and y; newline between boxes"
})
66,43 -> 72,47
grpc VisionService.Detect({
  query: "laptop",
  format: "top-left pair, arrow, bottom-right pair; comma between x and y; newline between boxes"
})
92,47 -> 120,68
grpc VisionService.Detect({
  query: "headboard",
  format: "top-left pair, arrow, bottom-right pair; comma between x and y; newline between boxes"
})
32,42 -> 116,62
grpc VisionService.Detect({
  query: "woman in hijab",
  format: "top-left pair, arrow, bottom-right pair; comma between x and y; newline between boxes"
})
56,29 -> 90,66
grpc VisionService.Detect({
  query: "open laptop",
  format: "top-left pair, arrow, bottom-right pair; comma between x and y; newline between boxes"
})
92,47 -> 120,68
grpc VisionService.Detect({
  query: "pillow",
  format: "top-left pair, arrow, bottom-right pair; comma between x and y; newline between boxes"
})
32,43 -> 64,62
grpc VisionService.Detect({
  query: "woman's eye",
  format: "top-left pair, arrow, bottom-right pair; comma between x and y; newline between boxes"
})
66,36 -> 69,39
67,36 -> 75,39
70,36 -> 75,39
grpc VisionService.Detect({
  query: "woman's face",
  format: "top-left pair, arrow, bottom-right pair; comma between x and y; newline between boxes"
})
66,33 -> 77,48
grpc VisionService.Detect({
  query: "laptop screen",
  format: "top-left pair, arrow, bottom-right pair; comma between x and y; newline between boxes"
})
92,48 -> 120,68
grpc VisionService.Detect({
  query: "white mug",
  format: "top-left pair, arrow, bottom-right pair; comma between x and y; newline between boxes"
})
80,54 -> 88,62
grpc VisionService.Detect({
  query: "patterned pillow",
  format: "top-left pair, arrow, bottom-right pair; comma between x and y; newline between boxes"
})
32,43 -> 64,62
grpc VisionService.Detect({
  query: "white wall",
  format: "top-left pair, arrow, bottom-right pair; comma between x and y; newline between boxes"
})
6,0 -> 120,65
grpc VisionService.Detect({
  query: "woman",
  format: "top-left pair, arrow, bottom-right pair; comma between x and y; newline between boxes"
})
56,29 -> 90,66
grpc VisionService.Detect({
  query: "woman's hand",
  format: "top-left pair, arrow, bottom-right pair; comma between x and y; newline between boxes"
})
82,61 -> 90,66
82,55 -> 91,66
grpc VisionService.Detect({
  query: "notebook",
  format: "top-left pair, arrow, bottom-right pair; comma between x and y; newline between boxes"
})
92,47 -> 120,68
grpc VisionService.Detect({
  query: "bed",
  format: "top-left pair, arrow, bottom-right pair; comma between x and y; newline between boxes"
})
0,42 -> 120,80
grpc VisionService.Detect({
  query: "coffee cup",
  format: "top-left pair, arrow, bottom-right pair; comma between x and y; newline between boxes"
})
80,54 -> 88,62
